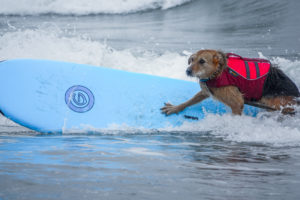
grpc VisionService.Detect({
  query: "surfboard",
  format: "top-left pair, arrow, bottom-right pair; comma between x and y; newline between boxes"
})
0,59 -> 259,133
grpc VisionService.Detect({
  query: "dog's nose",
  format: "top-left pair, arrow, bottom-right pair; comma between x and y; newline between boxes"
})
186,68 -> 192,76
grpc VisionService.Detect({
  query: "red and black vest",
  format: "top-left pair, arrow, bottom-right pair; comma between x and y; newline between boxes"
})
204,53 -> 271,101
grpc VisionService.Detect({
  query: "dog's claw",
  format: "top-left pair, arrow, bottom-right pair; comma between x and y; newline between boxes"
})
161,102 -> 181,116
164,102 -> 173,107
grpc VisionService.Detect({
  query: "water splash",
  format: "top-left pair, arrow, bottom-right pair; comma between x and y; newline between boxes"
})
0,28 -> 191,80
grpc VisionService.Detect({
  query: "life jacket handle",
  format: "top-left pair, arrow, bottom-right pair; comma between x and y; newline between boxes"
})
227,53 -> 270,63
226,53 -> 243,59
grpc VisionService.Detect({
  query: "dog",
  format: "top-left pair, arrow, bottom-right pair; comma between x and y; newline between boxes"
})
161,49 -> 300,115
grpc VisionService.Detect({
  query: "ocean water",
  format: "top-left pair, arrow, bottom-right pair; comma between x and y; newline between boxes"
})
1,0 -> 300,199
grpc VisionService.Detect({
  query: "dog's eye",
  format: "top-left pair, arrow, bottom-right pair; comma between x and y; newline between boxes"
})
199,59 -> 205,64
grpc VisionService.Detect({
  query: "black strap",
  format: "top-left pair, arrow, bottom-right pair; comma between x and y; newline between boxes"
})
254,62 -> 260,78
244,61 -> 250,79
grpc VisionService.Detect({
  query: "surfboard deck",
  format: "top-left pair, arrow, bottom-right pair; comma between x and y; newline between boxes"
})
0,59 -> 259,133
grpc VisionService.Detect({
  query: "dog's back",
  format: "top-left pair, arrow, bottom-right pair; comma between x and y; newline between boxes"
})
262,66 -> 300,97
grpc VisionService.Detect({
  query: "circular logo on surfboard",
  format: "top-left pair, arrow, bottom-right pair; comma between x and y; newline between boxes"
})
65,85 -> 94,113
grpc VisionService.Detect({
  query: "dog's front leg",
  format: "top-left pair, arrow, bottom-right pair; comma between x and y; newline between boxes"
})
211,86 -> 244,115
161,91 -> 209,115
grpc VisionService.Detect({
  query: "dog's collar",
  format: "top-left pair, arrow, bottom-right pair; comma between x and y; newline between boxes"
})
200,78 -> 210,82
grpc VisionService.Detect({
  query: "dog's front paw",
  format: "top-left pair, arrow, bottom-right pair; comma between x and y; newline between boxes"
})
160,103 -> 183,115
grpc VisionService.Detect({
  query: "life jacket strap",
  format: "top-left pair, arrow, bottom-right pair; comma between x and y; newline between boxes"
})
244,61 -> 251,79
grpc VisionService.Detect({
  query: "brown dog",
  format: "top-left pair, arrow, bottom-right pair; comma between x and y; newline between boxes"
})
161,49 -> 300,115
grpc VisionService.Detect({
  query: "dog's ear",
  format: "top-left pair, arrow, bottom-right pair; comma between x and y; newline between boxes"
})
213,51 -> 227,68
188,54 -> 195,65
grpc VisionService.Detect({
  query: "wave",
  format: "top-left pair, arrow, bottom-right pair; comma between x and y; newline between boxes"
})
73,109 -> 300,147
0,28 -> 191,80
160,112 -> 300,147
1,28 -> 300,83
0,0 -> 192,15
2,111 -> 300,147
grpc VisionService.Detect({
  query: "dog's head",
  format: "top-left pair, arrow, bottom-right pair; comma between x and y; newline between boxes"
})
186,50 -> 227,79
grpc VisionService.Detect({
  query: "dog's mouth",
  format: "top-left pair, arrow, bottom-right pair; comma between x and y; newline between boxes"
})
186,67 -> 206,79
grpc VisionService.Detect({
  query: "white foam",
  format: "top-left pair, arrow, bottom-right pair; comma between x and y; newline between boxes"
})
0,115 -> 19,127
59,110 -> 300,147
0,0 -> 192,15
271,57 -> 300,86
161,112 -> 300,147
59,112 -> 300,147
258,51 -> 300,85
0,28 -> 191,80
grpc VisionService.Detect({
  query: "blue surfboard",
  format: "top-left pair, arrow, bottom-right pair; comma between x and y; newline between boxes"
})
0,59 -> 258,133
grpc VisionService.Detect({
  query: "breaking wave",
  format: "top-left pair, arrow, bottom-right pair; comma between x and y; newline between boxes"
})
0,0 -> 192,15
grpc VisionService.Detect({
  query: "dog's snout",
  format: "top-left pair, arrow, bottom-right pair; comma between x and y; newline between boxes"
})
186,67 -> 192,76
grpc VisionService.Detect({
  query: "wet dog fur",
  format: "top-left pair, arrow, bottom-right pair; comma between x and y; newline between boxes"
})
161,49 -> 300,115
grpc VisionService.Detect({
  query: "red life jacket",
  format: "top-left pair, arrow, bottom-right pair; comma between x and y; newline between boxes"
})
204,53 -> 271,101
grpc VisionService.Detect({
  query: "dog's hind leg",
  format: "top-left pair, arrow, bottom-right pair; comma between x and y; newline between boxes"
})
259,96 -> 297,114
